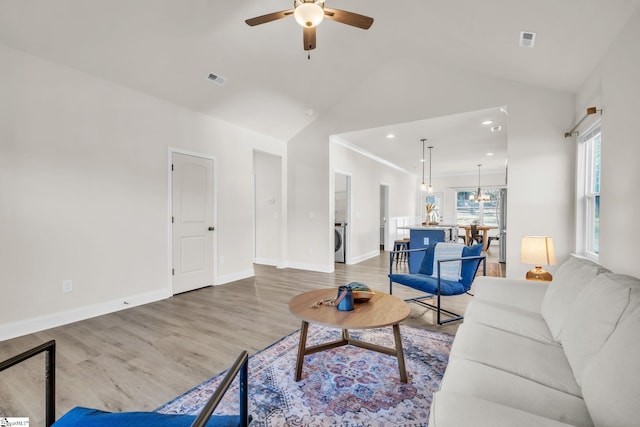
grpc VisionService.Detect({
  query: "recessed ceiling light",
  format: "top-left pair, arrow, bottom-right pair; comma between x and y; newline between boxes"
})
482,120 -> 493,126
420,159 -> 426,163
491,125 -> 502,132
386,133 -> 395,139
486,152 -> 494,156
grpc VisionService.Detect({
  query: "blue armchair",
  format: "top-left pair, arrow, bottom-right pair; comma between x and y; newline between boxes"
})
388,243 -> 486,325
0,340 -> 249,427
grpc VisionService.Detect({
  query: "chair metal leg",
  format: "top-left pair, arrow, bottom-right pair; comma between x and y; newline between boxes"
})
405,296 -> 464,325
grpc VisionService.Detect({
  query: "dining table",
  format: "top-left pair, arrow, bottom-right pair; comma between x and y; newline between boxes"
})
460,225 -> 497,251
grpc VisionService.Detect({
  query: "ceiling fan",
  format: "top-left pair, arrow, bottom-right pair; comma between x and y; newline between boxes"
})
245,0 -> 374,52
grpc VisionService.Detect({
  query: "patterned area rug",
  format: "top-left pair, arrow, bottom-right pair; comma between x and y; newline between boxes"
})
157,325 -> 453,426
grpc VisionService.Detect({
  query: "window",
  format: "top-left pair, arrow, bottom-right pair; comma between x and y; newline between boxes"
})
581,125 -> 601,256
455,189 -> 501,226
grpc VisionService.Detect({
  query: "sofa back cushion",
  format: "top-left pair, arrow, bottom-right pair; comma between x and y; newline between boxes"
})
541,255 -> 609,341
581,306 -> 640,427
560,273 -> 640,386
417,244 -> 436,275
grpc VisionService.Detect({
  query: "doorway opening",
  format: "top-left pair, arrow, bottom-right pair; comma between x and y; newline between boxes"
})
253,150 -> 283,267
334,172 -> 350,263
380,184 -> 389,251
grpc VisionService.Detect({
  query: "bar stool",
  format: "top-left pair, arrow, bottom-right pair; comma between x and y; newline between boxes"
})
394,239 -> 410,265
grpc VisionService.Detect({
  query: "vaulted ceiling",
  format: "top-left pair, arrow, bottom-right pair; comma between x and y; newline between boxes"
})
1,0 -> 637,176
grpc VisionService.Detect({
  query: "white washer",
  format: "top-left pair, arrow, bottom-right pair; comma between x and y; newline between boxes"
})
335,223 -> 346,263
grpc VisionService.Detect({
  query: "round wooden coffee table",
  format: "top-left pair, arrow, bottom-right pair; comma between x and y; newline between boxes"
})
289,288 -> 411,383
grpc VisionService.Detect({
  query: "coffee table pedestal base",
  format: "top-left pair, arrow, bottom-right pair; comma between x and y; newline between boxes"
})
294,320 -> 408,383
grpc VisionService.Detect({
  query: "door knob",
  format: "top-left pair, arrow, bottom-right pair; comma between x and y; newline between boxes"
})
208,227 -> 215,231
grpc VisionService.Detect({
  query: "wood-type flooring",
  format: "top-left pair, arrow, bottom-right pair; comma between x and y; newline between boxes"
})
0,250 -> 505,426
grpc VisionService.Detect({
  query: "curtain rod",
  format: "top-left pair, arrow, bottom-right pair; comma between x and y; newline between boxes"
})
564,106 -> 602,138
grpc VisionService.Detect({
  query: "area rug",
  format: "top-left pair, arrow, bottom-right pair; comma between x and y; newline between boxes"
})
157,325 -> 453,426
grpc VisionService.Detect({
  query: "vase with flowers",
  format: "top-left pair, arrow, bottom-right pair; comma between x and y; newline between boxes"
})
425,203 -> 439,225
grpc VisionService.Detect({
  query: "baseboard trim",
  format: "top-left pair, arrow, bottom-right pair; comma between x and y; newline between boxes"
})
285,261 -> 333,273
254,257 -> 280,267
350,250 -> 381,265
0,289 -> 170,342
215,269 -> 255,285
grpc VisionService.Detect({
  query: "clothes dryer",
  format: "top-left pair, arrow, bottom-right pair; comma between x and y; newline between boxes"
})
335,223 -> 346,263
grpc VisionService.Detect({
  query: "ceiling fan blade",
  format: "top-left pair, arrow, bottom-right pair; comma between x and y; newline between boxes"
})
245,9 -> 294,26
303,27 -> 316,51
323,8 -> 373,29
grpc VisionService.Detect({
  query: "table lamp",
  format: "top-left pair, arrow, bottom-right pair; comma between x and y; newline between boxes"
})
520,236 -> 556,281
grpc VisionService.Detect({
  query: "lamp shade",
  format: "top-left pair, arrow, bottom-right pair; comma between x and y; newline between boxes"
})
294,2 -> 324,28
520,236 -> 556,281
520,236 -> 556,266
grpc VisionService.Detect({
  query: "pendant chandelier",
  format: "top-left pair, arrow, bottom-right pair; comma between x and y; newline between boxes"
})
469,164 -> 490,202
420,139 -> 434,193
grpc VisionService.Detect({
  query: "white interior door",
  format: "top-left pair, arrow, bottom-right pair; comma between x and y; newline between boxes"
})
172,152 -> 214,294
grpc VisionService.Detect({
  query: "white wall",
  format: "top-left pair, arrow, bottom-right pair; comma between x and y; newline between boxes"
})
288,57 -> 575,277
334,172 -> 348,224
331,142 -> 416,264
581,9 -> 640,277
0,44 -> 285,339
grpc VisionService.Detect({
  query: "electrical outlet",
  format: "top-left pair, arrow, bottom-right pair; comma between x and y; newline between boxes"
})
62,280 -> 73,293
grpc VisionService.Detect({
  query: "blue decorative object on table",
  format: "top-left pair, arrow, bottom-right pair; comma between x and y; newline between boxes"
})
335,285 -> 354,311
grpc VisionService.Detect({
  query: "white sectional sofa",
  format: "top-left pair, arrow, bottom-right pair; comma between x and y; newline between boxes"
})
429,255 -> 640,427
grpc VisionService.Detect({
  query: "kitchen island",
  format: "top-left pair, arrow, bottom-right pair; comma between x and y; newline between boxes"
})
398,225 -> 457,272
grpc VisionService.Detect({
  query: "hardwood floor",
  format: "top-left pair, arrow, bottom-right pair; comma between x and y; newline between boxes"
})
0,250 -> 504,426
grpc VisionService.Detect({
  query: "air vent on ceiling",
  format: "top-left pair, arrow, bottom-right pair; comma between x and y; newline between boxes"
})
519,31 -> 536,48
207,73 -> 226,86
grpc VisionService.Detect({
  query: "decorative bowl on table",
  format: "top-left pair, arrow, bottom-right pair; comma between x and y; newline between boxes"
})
345,282 -> 375,301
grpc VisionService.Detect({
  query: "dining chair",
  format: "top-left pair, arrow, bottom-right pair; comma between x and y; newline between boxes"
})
469,224 -> 483,245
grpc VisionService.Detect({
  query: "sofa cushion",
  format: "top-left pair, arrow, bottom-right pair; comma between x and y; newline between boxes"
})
387,273 -> 467,295
429,391 -> 578,427
459,244 -> 484,288
581,307 -> 640,427
473,276 -> 549,313
418,244 -> 436,275
541,255 -> 609,341
439,358 -> 593,427
416,243 -> 482,289
561,273 -> 640,386
450,322 -> 581,397
52,407 -> 240,426
463,299 -> 557,344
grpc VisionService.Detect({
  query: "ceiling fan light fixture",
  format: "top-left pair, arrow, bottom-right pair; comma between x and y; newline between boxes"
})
294,2 -> 324,28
